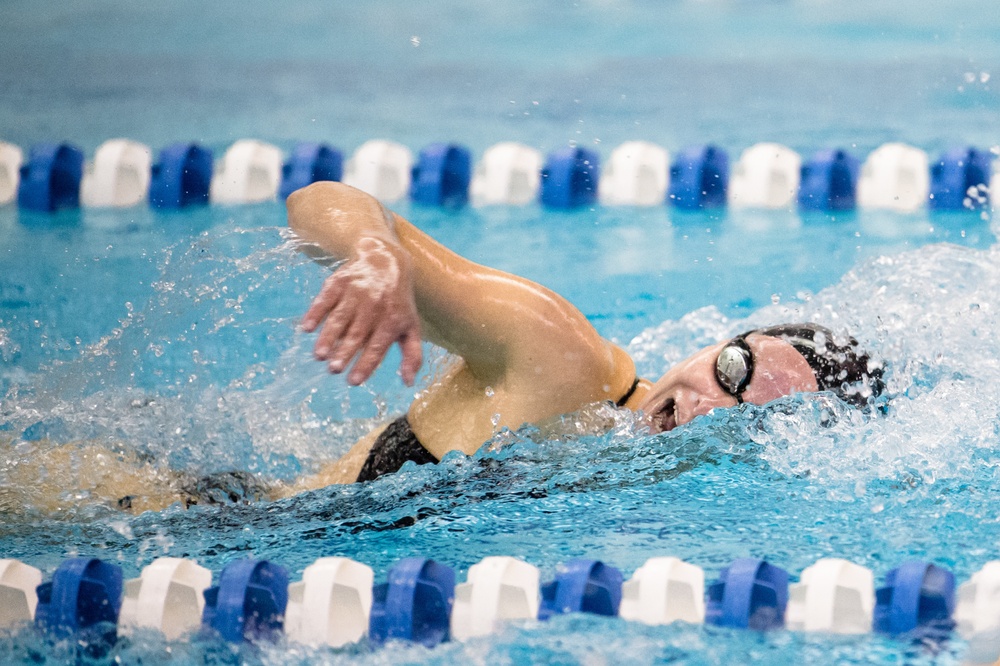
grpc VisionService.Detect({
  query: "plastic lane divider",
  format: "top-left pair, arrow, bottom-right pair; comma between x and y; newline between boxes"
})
18,554 -> 1000,647
728,143 -> 800,210
540,146 -> 600,209
369,557 -> 455,647
619,556 -> 704,625
202,559 -> 288,643
785,558 -> 874,634
798,148 -> 860,212
0,559 -> 42,628
706,558 -> 789,630
119,557 -> 211,640
874,560 -> 955,637
667,145 -> 728,210
285,557 -> 373,648
856,142 -> 930,213
342,140 -> 413,203
209,139 -> 283,205
0,141 -> 24,206
410,143 -> 472,207
470,142 -> 543,206
597,141 -> 670,207
451,556 -> 540,640
149,143 -> 213,210
538,559 -> 622,620
13,138 -> 999,214
958,562 -> 1000,666
953,561 -> 1000,638
929,147 -> 992,211
80,139 -> 152,208
280,142 -> 343,199
17,143 -> 85,213
35,557 -> 123,638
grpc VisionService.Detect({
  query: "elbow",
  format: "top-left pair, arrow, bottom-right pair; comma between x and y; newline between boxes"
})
285,182 -> 314,233
286,181 -> 349,233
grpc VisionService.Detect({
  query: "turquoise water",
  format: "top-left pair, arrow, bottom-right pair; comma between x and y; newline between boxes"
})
2,1 -> 999,663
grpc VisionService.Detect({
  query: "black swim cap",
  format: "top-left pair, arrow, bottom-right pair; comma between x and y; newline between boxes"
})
746,323 -> 885,408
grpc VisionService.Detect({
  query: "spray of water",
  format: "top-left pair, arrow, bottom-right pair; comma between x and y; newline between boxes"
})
2,216 -> 999,523
627,239 -> 1000,495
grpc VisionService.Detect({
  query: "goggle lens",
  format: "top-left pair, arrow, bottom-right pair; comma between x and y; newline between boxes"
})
715,336 -> 754,402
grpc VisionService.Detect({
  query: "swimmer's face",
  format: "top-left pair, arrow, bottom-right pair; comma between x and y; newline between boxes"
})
638,334 -> 819,433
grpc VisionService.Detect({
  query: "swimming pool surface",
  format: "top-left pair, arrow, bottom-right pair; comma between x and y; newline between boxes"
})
2,1 -> 999,663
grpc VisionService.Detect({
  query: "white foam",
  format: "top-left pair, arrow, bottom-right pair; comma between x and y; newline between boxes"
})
628,241 -> 1000,488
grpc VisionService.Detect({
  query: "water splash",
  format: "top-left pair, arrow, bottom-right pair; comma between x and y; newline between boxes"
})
3,220 -> 1000,662
0,226 -> 415,514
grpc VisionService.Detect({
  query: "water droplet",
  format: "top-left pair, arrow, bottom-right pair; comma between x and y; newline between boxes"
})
491,413 -> 501,427
485,386 -> 494,398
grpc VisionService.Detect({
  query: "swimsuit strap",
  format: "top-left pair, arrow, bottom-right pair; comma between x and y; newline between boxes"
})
615,377 -> 641,407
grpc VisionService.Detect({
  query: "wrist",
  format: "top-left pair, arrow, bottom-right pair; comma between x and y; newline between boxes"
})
351,236 -> 413,279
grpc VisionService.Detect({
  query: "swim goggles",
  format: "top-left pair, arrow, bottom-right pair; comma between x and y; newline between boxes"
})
714,335 -> 754,403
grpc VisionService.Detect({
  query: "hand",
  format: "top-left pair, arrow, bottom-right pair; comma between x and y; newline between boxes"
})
301,238 -> 423,386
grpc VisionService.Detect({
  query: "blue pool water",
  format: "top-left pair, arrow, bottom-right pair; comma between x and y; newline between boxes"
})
2,1 -> 999,663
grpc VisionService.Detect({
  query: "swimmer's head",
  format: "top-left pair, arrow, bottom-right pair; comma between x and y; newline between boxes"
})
638,322 -> 884,433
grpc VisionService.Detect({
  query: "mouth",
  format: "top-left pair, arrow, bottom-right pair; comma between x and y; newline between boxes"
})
650,398 -> 678,433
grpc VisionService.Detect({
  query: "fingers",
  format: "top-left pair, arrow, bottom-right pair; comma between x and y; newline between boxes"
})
328,306 -> 377,376
320,315 -> 423,387
398,328 -> 423,386
347,327 -> 399,386
301,275 -> 344,332
313,293 -> 357,360
343,323 -> 423,387
302,262 -> 423,386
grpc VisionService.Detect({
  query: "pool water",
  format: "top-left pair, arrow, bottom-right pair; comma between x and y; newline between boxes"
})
2,1 -> 999,663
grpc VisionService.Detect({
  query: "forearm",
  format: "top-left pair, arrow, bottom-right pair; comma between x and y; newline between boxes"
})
286,181 -> 400,262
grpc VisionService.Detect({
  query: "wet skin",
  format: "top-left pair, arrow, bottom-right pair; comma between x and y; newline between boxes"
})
635,334 -> 820,433
286,182 -> 830,488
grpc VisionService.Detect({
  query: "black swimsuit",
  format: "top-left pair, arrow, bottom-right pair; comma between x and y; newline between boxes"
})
356,378 -> 641,482
355,415 -> 438,482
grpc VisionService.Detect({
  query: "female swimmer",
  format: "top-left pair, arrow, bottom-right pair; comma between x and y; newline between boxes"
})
6,182 -> 883,513
283,182 -> 884,491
